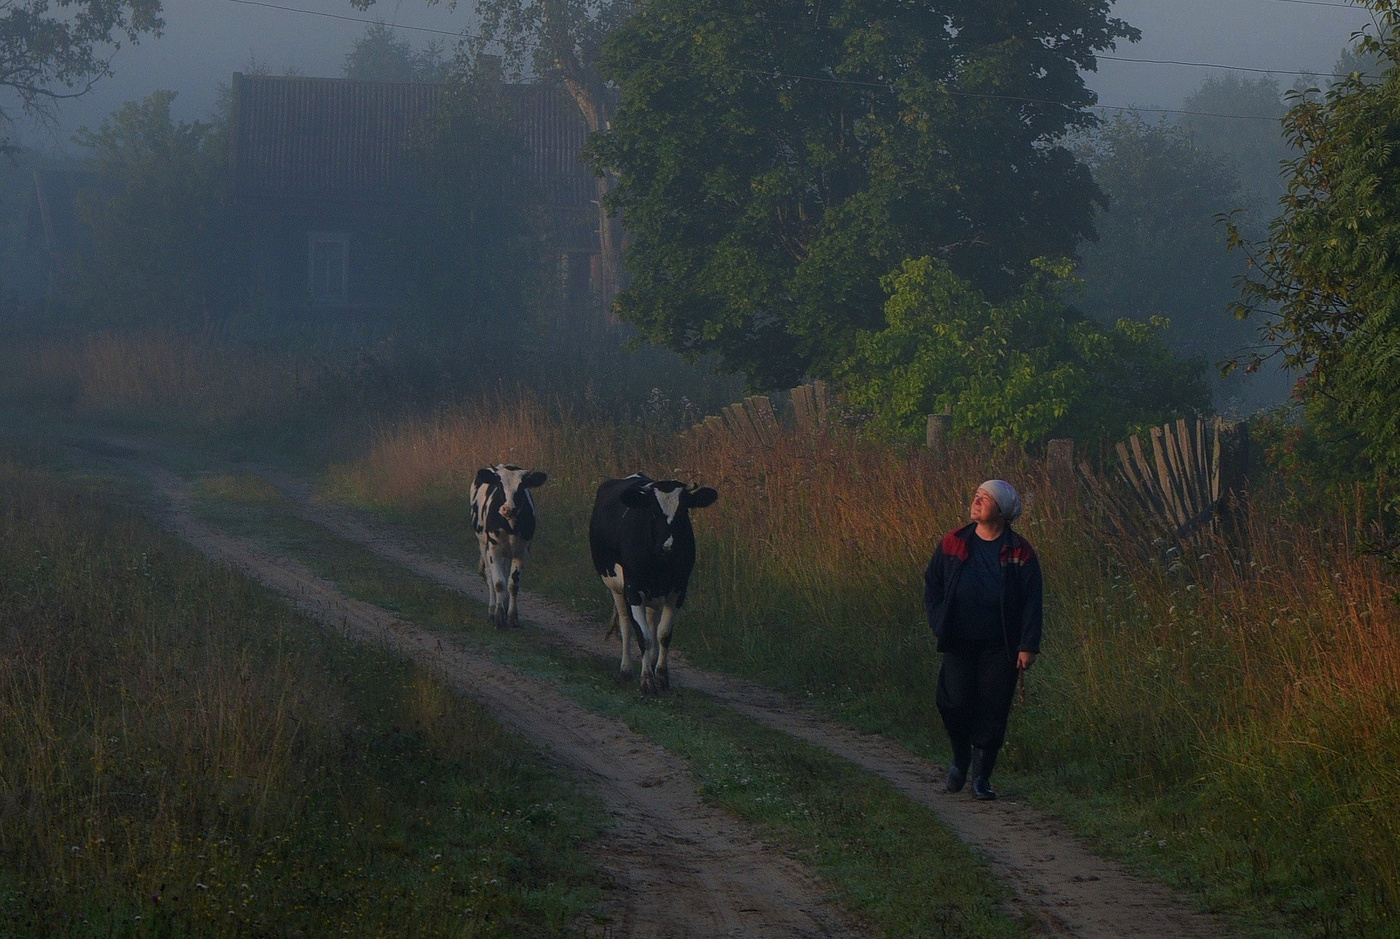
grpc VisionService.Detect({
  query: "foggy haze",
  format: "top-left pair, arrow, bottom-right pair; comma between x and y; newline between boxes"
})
4,0 -> 1377,152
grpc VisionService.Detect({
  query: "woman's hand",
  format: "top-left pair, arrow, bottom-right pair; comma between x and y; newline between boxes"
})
1017,651 -> 1037,671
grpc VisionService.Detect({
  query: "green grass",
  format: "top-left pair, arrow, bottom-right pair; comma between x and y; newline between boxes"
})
179,459 -> 1028,937
327,466 -> 1317,938
0,459 -> 607,937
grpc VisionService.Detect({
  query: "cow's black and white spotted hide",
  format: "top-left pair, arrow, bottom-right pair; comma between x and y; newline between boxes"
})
471,464 -> 547,628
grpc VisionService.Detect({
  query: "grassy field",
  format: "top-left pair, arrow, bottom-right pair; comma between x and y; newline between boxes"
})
4,328 -> 1399,935
183,463 -> 1027,937
0,459 -> 609,936
325,394 -> 1400,937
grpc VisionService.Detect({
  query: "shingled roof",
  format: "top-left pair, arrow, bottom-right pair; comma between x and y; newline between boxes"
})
229,73 -> 595,207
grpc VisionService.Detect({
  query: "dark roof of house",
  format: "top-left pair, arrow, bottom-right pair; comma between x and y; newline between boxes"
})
229,73 -> 595,208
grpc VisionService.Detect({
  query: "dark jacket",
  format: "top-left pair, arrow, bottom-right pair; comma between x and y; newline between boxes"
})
924,523 -> 1043,655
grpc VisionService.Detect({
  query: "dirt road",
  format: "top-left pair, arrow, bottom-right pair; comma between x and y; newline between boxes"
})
252,467 -> 1227,939
100,440 -> 1227,938
126,458 -> 863,939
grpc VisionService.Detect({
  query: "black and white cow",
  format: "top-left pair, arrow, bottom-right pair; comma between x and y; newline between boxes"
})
589,473 -> 718,694
471,464 -> 547,628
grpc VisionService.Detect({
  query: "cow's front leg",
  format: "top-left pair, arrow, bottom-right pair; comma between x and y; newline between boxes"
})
633,602 -> 661,694
654,598 -> 680,692
507,556 -> 524,628
487,549 -> 510,628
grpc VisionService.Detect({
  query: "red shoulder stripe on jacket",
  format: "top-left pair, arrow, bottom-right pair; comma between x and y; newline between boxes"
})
940,529 -> 971,561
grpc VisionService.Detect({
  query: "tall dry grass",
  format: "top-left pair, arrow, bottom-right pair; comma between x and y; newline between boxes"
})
330,394 -> 1400,931
0,329 -> 313,425
0,460 -> 605,934
0,462 -> 319,928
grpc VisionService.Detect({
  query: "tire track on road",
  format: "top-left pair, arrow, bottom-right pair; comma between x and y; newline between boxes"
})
257,467 -> 1226,939
120,455 -> 864,939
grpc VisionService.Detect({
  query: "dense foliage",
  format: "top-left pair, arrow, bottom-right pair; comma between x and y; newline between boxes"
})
342,20 -> 448,82
0,0 -> 163,149
837,256 -> 1209,446
591,0 -> 1138,387
66,90 -> 241,326
1179,75 -> 1290,202
368,75 -> 543,340
1071,115 -> 1281,410
1228,4 -> 1400,479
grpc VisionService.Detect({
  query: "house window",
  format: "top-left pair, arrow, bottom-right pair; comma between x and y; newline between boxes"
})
308,232 -> 349,304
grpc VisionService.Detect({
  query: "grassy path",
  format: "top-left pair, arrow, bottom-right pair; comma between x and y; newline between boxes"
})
114,449 -> 871,938
75,435 -> 1234,937
245,462 -> 1228,939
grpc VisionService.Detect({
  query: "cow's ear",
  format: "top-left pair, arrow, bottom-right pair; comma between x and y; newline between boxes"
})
474,468 -> 497,488
683,487 -> 719,509
620,486 -> 654,508
522,471 -> 548,488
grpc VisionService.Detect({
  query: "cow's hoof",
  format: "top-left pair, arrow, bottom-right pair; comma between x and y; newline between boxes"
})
639,674 -> 658,696
656,668 -> 670,691
614,669 -> 633,686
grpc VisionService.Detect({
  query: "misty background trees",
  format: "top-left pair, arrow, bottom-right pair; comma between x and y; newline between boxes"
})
590,0 -> 1138,391
0,0 -> 164,151
5,1 -> 1400,466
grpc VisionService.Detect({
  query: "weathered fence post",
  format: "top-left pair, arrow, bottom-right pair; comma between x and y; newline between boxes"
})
1216,419 -> 1251,566
926,411 -> 952,458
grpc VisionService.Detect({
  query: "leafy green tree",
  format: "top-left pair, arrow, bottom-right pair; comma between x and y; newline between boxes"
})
1180,75 -> 1289,201
65,90 -> 240,325
589,0 -> 1139,388
343,21 -> 448,82
360,0 -> 634,300
369,76 -> 542,343
0,0 -> 163,148
837,256 -> 1208,446
1071,114 -> 1285,410
1228,4 -> 1400,476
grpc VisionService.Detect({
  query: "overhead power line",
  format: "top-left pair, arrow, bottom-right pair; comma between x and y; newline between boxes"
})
1099,53 -> 1346,79
215,0 -> 1332,123
222,0 -> 472,39
1256,0 -> 1367,8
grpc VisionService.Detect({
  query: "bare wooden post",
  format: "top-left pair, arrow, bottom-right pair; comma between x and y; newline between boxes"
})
1216,420 -> 1251,566
1047,438 -> 1075,490
926,412 -> 952,458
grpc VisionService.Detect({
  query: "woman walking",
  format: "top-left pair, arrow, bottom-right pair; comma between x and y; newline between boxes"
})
924,480 -> 1043,800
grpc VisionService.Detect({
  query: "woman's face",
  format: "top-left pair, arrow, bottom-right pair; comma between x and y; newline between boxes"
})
970,488 -> 1003,524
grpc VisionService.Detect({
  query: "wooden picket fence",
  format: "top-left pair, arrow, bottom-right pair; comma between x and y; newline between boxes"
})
683,387 -> 1249,557
680,381 -> 829,449
1077,416 -> 1250,551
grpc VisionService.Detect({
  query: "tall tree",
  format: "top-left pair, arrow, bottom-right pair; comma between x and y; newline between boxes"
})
1072,114 -> 1284,410
65,90 -> 239,325
1180,75 -> 1289,202
0,0 -> 163,148
588,0 -> 1138,387
356,0 -> 634,302
343,21 -> 448,82
1227,3 -> 1400,474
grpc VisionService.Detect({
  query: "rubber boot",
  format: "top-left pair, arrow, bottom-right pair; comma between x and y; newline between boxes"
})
971,747 -> 999,801
945,739 -> 971,793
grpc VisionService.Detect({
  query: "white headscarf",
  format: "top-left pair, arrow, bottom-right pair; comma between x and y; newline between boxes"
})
978,479 -> 1022,522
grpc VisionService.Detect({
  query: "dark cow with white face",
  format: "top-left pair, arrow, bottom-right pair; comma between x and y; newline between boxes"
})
589,473 -> 718,694
471,464 -> 547,628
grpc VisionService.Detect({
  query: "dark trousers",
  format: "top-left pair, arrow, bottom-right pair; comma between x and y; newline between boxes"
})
936,640 -> 1019,768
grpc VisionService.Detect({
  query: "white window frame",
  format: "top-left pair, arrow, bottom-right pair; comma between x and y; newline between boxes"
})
308,232 -> 350,304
